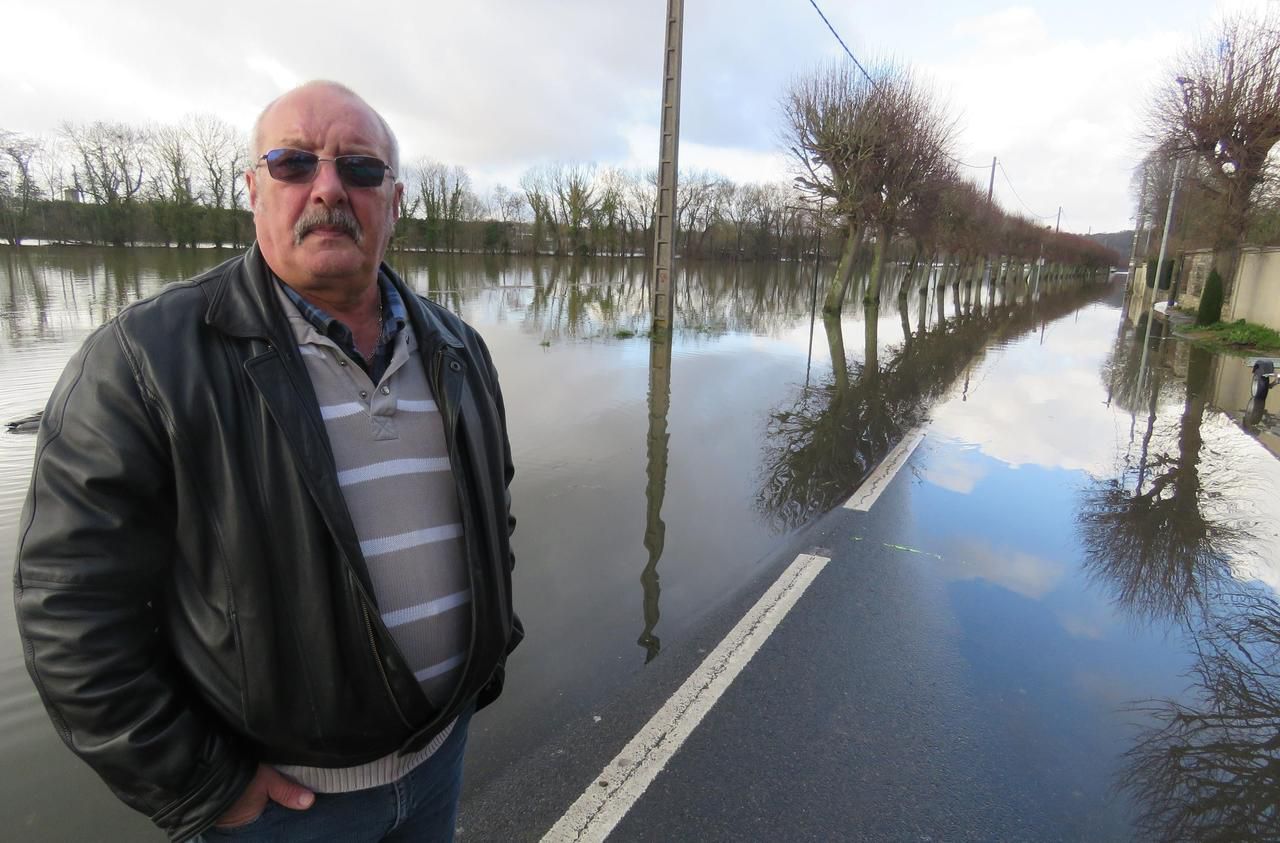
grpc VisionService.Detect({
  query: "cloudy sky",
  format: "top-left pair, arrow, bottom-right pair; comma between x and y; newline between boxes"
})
2,0 -> 1269,233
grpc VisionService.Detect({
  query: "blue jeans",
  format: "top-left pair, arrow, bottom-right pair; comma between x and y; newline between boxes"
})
198,707 -> 472,843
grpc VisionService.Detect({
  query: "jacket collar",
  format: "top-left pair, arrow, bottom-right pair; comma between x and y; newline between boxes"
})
203,243 -> 464,351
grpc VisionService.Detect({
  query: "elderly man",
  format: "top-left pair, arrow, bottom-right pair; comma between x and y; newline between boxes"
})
14,81 -> 520,842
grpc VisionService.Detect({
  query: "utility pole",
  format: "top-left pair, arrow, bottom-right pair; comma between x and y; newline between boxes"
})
1125,198 -> 1144,304
651,0 -> 684,332
1137,158 -> 1182,386
983,156 -> 996,288
1055,206 -> 1061,233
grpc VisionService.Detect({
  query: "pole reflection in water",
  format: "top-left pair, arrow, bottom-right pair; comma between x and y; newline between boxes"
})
638,329 -> 673,662
1081,319 -> 1280,837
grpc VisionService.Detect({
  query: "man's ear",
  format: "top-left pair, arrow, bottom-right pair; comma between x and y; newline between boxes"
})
246,169 -> 258,213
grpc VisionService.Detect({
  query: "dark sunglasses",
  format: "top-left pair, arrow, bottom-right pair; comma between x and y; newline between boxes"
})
256,148 -> 394,188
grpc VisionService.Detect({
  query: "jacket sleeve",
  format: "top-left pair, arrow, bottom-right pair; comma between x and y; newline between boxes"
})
13,323 -> 256,841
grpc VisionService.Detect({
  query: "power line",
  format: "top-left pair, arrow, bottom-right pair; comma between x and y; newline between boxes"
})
798,2 -> 1063,229
947,154 -> 989,170
996,161 -> 1056,220
804,0 -> 874,84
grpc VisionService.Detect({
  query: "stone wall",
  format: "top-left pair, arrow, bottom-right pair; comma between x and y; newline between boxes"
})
1176,249 -> 1214,313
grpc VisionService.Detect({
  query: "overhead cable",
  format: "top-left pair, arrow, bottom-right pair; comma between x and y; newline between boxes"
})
997,162 -> 1056,220
804,0 -> 875,84
947,155 -> 989,170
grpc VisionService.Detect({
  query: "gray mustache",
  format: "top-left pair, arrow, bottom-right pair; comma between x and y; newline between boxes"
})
294,207 -> 364,245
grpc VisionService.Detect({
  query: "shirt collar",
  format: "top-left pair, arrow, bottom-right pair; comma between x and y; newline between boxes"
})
275,271 -> 405,345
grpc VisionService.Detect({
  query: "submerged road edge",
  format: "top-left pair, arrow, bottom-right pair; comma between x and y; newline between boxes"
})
843,429 -> 927,512
540,552 -> 832,843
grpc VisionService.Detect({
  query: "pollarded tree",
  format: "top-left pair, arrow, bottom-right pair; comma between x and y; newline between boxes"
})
784,61 -> 957,314
1149,10 -> 1280,287
783,62 -> 886,314
857,65 -> 957,306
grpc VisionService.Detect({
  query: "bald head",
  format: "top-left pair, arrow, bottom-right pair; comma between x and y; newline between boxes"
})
250,81 -> 400,176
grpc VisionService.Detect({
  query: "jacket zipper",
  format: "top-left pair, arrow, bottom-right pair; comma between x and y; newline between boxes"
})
362,600 -> 413,729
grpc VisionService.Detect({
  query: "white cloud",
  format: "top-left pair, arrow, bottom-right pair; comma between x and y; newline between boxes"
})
1,0 -> 1267,234
940,535 -> 1066,600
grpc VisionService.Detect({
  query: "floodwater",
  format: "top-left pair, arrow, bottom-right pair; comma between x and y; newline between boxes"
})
2,248 -> 1278,840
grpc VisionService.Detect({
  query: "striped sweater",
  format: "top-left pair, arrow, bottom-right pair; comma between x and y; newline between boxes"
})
271,280 -> 471,792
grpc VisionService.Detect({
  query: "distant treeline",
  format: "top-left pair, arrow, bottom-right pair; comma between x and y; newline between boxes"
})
1,117 -> 1122,271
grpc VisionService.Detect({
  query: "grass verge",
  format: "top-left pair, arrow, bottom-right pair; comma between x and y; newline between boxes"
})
1180,319 -> 1280,355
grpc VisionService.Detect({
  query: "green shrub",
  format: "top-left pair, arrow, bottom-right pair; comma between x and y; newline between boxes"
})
1196,269 -> 1224,325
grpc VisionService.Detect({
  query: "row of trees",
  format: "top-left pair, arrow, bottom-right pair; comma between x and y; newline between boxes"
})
0,117 -> 847,259
3,108 -> 1117,284
0,118 -> 249,248
1131,10 -> 1280,315
782,61 -> 1117,317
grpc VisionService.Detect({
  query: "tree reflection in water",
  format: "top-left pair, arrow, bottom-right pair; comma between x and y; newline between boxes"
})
1079,342 -> 1243,624
758,281 -> 1104,530
1084,323 -> 1279,839
1122,588 -> 1280,841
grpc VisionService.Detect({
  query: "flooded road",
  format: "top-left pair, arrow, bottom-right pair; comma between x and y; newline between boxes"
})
3,248 -> 1279,840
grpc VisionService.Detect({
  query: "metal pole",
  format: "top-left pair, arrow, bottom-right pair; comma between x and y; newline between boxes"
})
982,156 -> 996,288
1136,158 -> 1182,383
651,0 -> 684,332
806,199 -> 823,387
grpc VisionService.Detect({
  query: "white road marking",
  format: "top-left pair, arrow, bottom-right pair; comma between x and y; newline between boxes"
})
541,552 -> 831,843
843,429 -> 927,512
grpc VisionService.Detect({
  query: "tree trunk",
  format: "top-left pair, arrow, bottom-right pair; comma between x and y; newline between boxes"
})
824,312 -> 849,395
822,221 -> 862,316
863,222 -> 890,305
864,304 -> 880,375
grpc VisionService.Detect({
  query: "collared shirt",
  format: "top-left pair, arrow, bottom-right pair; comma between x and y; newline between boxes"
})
276,273 -> 408,383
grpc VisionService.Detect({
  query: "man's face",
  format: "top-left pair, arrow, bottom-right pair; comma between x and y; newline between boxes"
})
247,86 -> 403,295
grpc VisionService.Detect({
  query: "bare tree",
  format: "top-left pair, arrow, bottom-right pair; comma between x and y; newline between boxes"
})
148,123 -> 199,247
785,61 -> 956,314
0,129 -> 42,244
61,120 -> 148,245
549,162 -> 597,256
621,169 -> 656,257
784,63 -> 883,313
1149,10 -> 1280,286
413,160 -> 474,252
675,169 -> 718,257
187,114 -> 246,247
520,166 -> 555,255
857,66 -> 956,306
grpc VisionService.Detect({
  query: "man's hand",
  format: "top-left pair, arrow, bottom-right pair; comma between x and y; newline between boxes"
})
214,764 -> 315,828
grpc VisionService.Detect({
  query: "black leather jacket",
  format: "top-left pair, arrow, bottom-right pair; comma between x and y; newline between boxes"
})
13,246 -> 522,841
